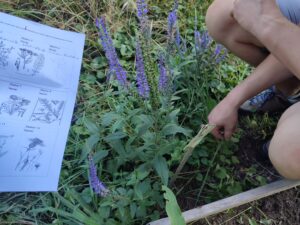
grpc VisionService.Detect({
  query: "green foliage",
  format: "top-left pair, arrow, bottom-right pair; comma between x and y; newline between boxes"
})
162,185 -> 186,225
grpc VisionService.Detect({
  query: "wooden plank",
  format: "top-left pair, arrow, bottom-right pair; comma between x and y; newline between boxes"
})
148,179 -> 300,225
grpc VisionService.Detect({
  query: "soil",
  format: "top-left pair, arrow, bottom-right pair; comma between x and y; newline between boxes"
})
193,187 -> 300,225
234,122 -> 280,184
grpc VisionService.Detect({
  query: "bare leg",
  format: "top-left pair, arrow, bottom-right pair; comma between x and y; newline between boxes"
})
269,102 -> 300,179
206,0 -> 267,66
205,0 -> 300,95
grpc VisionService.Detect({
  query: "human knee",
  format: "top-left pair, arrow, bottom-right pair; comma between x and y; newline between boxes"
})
277,102 -> 300,127
269,118 -> 300,180
205,0 -> 236,43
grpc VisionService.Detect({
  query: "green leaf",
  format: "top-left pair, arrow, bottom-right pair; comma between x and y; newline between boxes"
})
80,134 -> 100,162
111,120 -> 125,133
171,95 -> 181,101
90,56 -> 107,70
120,44 -> 127,56
161,124 -> 191,137
134,180 -> 151,200
130,203 -> 137,219
108,140 -> 126,157
167,109 -> 180,123
153,156 -> 169,185
98,206 -> 111,219
215,167 -> 228,180
96,70 -> 106,79
178,59 -> 196,69
136,163 -> 151,180
83,118 -> 99,134
162,186 -> 186,225
86,134 -> 100,149
226,182 -> 243,195
256,176 -> 267,186
101,112 -> 120,127
104,132 -> 127,142
80,188 -> 92,204
135,115 -> 154,137
93,150 -> 109,163
248,218 -> 258,225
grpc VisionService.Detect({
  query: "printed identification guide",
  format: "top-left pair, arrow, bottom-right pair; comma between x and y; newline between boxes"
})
0,13 -> 85,192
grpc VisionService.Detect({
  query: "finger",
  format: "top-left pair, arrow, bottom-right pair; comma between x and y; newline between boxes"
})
211,127 -> 224,140
224,127 -> 235,140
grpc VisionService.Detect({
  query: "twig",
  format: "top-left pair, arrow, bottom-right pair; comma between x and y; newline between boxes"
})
170,124 -> 215,185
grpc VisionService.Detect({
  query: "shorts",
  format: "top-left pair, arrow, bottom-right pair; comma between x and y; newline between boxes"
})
276,0 -> 300,24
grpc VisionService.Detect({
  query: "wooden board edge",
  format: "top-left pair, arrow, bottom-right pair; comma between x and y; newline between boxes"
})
148,179 -> 300,225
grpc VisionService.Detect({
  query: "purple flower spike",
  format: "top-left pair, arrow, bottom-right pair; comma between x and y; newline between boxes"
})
88,155 -> 109,197
195,30 -> 211,52
214,44 -> 228,64
173,0 -> 179,11
168,0 -> 181,47
137,0 -> 148,20
136,0 -> 150,37
158,54 -> 168,92
168,10 -> 177,37
214,44 -> 222,57
96,17 -> 128,87
200,31 -> 211,49
175,27 -> 181,47
136,42 -> 150,98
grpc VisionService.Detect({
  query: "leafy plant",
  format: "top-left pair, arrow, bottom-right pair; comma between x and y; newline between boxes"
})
162,185 -> 186,225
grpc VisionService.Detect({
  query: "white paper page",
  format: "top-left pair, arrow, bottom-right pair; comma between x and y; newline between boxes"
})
0,13 -> 85,192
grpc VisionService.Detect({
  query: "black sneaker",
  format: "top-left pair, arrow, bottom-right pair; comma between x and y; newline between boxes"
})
261,140 -> 271,161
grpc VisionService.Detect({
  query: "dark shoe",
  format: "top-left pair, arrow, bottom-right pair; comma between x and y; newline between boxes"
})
261,140 -> 271,161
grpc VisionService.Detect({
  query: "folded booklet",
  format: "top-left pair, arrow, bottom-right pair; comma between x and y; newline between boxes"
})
0,12 -> 85,192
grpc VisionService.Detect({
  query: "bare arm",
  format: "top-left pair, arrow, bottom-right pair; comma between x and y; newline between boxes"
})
209,53 -> 292,139
227,54 -> 293,107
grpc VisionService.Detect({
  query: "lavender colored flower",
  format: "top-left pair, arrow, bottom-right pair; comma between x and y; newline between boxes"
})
96,17 -> 127,87
195,30 -> 201,51
88,155 -> 109,197
214,44 -> 222,57
136,0 -> 150,37
168,10 -> 177,38
201,31 -> 211,49
168,0 -> 181,48
136,0 -> 148,20
173,0 -> 179,11
158,54 -> 169,92
135,42 -> 150,98
195,30 -> 211,52
214,44 -> 228,64
175,27 -> 181,47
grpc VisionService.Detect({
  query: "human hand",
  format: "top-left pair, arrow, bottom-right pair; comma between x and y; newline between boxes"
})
232,0 -> 283,36
208,98 -> 239,140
